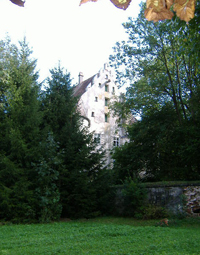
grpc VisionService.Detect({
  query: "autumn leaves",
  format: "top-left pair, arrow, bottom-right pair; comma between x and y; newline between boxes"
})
80,0 -> 132,10
9,0 -> 196,23
80,0 -> 196,22
145,0 -> 196,22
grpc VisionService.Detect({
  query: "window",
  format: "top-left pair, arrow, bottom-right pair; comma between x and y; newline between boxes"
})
105,74 -> 108,79
113,137 -> 120,147
91,112 -> 95,117
105,98 -> 109,106
112,87 -> 115,94
94,133 -> 101,144
105,85 -> 109,92
105,114 -> 108,122
99,83 -> 101,87
95,97 -> 98,102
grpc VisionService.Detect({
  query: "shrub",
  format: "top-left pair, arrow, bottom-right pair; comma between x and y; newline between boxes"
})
143,204 -> 169,220
121,177 -> 147,217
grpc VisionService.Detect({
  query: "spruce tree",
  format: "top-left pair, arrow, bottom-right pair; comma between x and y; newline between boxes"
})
0,38 -> 61,222
0,38 -> 42,221
42,65 -> 105,218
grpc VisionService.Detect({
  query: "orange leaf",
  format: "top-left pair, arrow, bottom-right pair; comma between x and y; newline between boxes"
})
110,0 -> 132,10
166,0 -> 174,9
145,7 -> 174,22
10,0 -> 25,7
79,0 -> 98,6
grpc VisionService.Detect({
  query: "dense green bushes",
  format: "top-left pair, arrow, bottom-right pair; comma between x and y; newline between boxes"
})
121,178 -> 147,218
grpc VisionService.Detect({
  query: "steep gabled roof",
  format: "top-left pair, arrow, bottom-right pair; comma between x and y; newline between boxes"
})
73,75 -> 95,97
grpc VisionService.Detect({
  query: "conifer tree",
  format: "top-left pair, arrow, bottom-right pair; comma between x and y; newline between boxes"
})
0,38 -> 61,222
0,38 -> 42,221
42,65 -> 105,218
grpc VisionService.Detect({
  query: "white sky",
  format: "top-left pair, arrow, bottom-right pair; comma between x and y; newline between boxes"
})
0,0 -> 143,84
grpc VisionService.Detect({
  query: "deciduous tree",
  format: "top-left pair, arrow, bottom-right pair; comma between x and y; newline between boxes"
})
110,4 -> 200,181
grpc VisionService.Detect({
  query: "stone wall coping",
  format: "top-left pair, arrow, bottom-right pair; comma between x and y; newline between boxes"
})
144,181 -> 200,188
112,181 -> 200,189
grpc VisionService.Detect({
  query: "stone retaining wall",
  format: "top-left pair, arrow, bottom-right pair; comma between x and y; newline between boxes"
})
184,186 -> 200,215
115,183 -> 200,216
146,184 -> 200,216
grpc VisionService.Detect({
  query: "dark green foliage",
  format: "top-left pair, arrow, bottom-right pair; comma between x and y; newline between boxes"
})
62,169 -> 97,218
61,168 -> 115,219
42,64 -> 106,219
120,177 -> 147,217
110,3 -> 200,182
94,169 -> 116,216
143,205 -> 169,220
0,38 -> 109,222
0,38 -> 43,222
32,133 -> 62,223
113,105 -> 200,181
0,38 -> 63,223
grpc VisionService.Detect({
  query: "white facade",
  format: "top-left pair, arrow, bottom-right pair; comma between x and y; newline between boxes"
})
73,63 -> 127,166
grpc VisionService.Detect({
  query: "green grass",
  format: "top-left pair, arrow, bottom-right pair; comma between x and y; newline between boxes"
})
0,217 -> 200,254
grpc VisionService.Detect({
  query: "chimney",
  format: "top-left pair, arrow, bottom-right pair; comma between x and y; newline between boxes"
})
78,72 -> 84,84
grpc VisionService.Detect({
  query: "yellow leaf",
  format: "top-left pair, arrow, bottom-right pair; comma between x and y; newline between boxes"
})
110,0 -> 132,10
174,4 -> 195,22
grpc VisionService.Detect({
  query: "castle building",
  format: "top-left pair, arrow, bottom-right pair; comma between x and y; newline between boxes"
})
73,63 -> 128,166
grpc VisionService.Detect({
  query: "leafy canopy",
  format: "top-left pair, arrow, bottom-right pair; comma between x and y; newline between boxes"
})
110,3 -> 200,182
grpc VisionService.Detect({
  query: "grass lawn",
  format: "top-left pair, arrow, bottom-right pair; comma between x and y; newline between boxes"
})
0,217 -> 200,254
